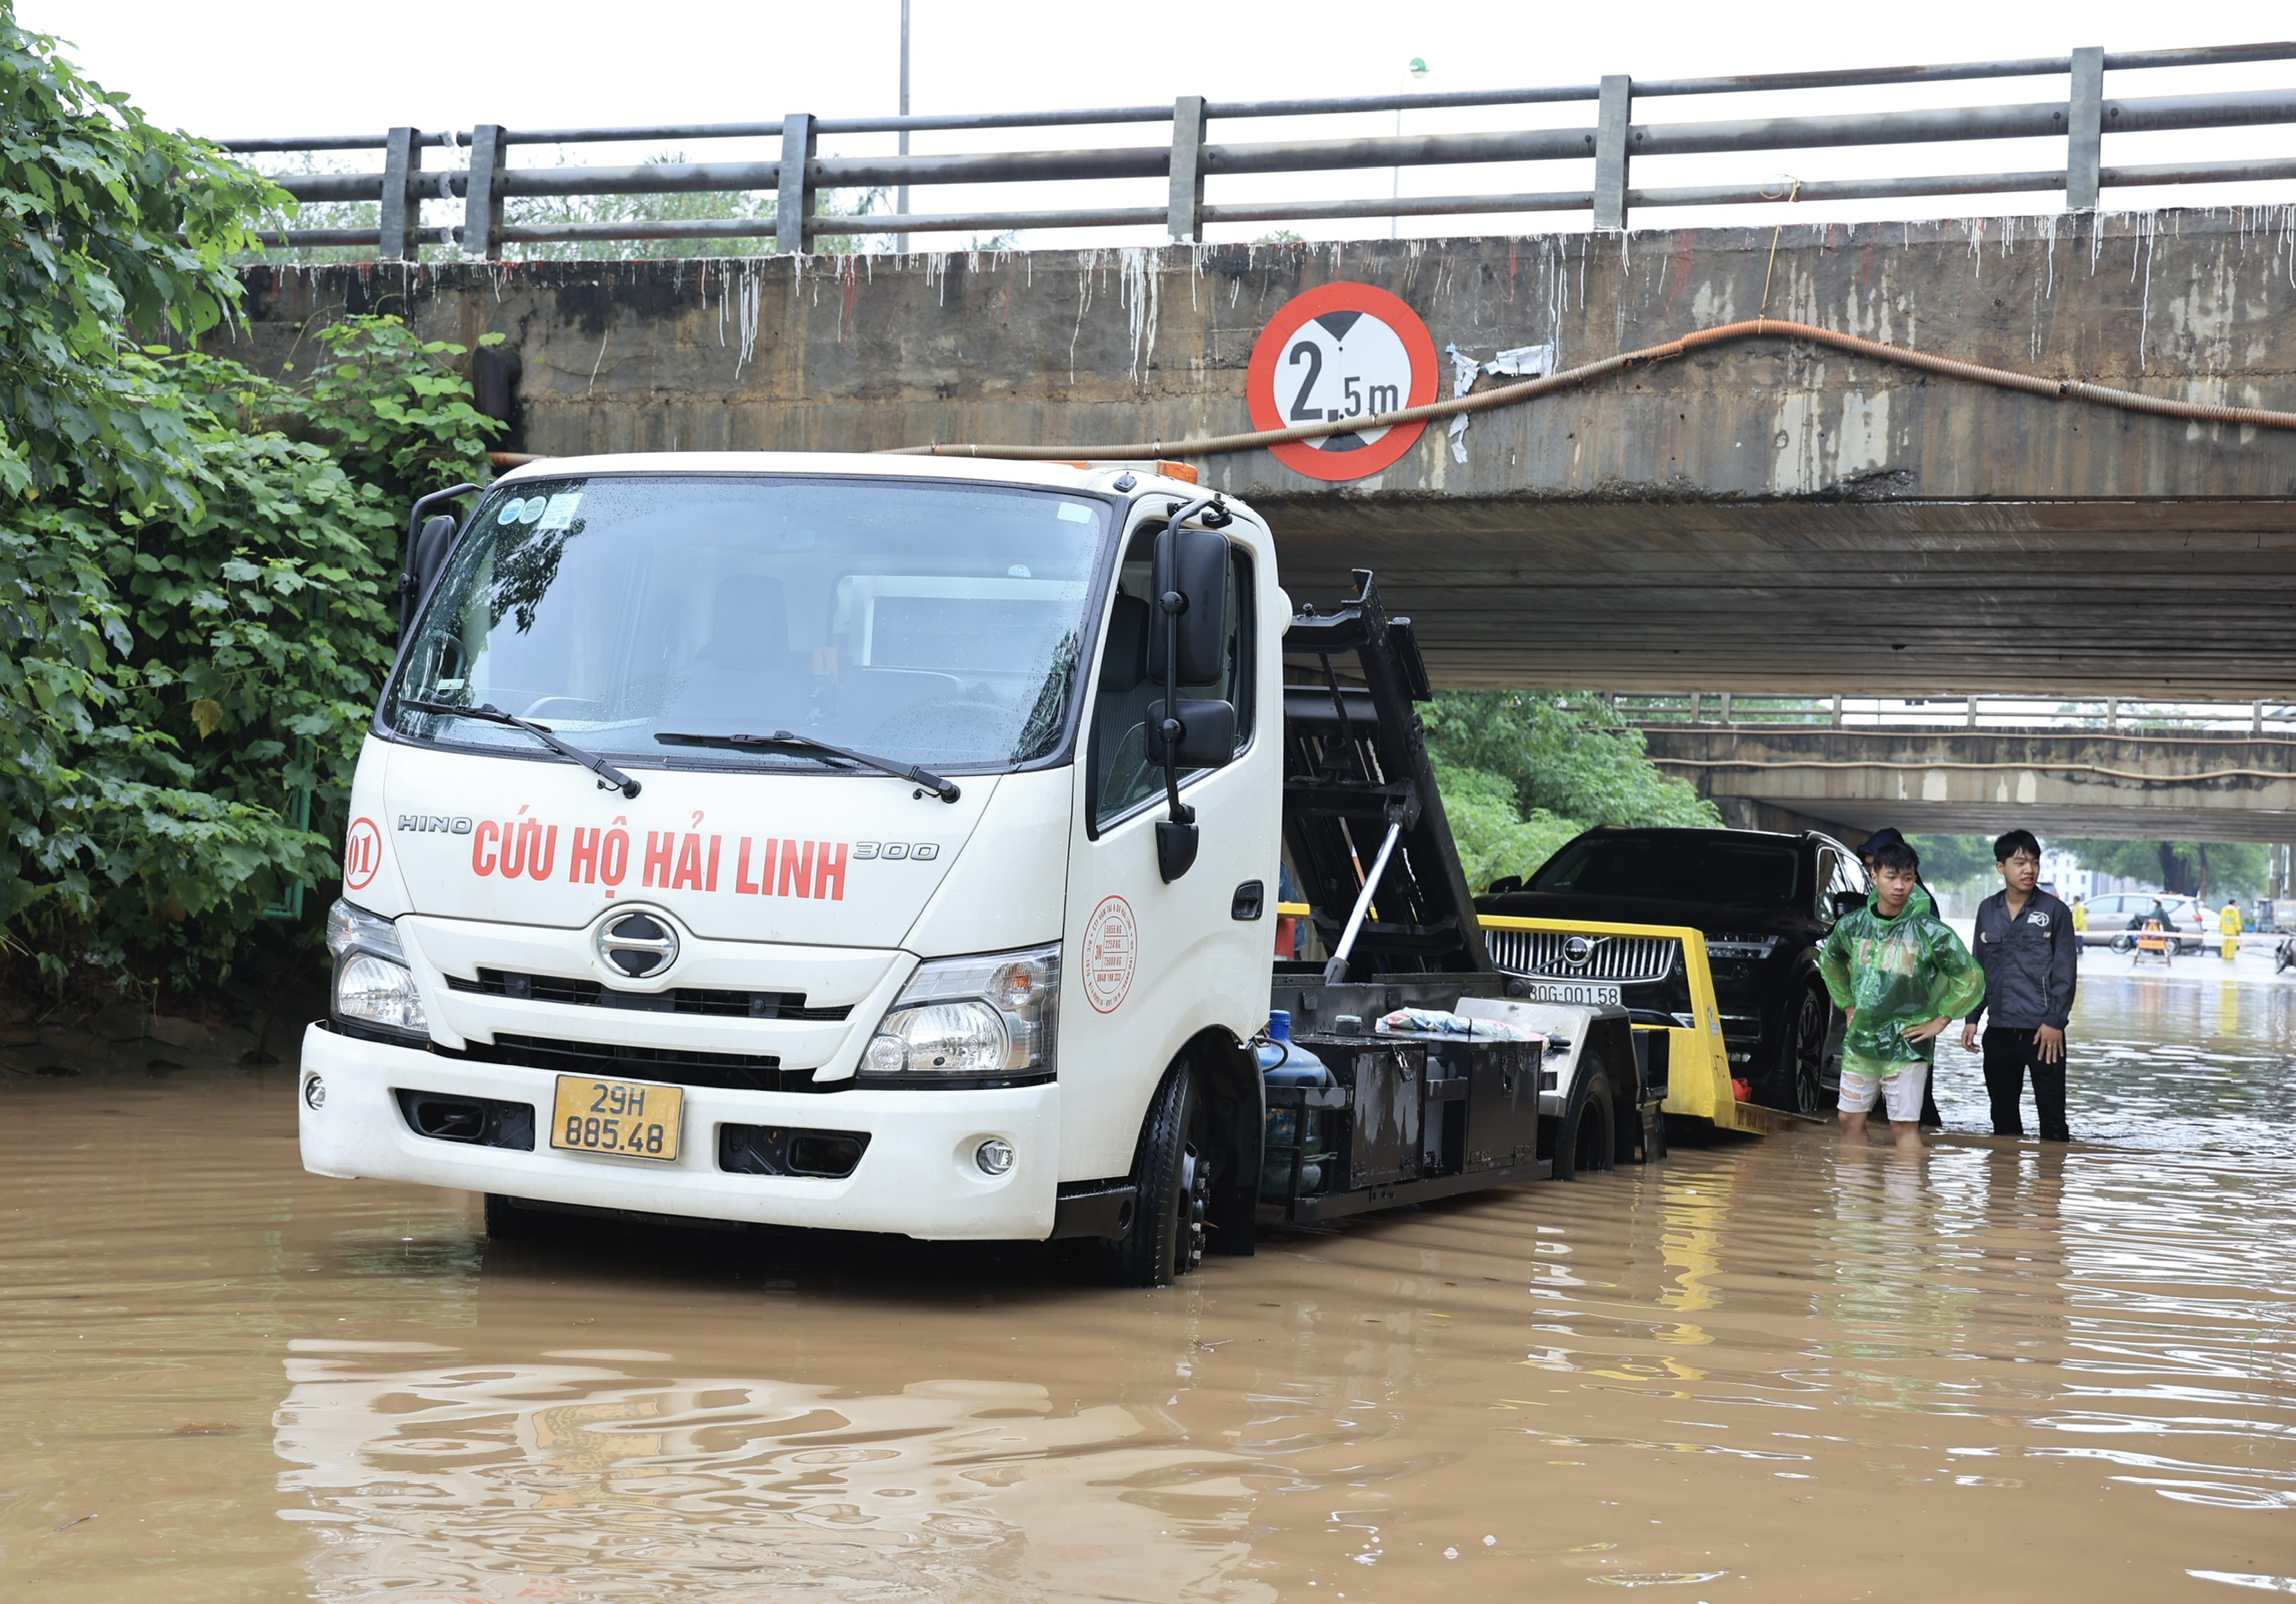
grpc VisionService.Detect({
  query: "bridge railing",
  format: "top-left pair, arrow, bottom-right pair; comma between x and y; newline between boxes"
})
1588,693 -> 2296,735
224,39 -> 2296,259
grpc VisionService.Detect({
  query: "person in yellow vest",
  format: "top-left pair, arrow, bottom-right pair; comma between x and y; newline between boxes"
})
2070,894 -> 2089,934
2221,897 -> 2244,961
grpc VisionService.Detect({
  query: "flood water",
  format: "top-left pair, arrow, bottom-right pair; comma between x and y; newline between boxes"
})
5,956 -> 2293,1601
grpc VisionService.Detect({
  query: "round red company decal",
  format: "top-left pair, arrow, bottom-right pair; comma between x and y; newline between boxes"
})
1245,281 -> 1438,482
343,816 -> 384,891
1082,894 -> 1138,1014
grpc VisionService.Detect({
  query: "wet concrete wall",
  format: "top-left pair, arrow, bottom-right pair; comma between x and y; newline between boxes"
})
225,210 -> 2296,499
221,210 -> 2296,696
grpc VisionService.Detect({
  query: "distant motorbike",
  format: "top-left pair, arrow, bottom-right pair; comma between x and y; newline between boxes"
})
2277,937 -> 2295,975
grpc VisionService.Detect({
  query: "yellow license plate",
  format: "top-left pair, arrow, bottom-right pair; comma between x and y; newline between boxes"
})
549,1074 -> 683,1162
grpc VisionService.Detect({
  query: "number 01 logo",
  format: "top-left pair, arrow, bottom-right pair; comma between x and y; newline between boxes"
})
1245,283 -> 1438,482
344,817 -> 383,891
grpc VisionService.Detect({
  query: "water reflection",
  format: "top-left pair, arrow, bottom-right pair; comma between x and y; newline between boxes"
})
2,965 -> 2292,1598
276,1349 -> 1271,1601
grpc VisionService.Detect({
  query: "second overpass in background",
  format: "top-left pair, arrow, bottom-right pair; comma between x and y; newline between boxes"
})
1622,700 -> 2296,843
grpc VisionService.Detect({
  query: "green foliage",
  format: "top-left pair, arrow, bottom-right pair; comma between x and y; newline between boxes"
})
4,335 -> 497,991
0,14 -> 276,502
1424,692 -> 1721,890
1905,834 -> 1996,885
275,318 -> 506,504
1431,759 -> 1586,893
2060,838 -> 2266,902
0,17 -> 501,995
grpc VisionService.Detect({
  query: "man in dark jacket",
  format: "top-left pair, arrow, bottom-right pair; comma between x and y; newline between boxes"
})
1959,829 -> 2078,1140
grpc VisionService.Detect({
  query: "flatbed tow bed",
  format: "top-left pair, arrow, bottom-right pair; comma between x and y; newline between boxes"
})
1250,573 -> 1665,1228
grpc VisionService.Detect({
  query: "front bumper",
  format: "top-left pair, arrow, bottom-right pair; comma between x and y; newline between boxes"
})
297,1024 -> 1059,1240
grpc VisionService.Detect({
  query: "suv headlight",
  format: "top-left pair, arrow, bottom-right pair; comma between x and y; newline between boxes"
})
863,944 -> 1059,1082
1704,934 -> 1779,961
326,898 -> 429,1037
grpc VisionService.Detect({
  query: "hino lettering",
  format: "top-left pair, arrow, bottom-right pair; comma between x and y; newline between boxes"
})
300,455 -> 1668,1287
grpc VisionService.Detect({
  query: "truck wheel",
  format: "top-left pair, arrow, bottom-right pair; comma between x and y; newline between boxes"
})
1552,1059 -> 1617,1181
1094,1063 -> 1210,1287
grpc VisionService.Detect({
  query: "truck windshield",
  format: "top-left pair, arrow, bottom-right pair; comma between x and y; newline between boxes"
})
386,475 -> 1112,775
1531,835 -> 1802,908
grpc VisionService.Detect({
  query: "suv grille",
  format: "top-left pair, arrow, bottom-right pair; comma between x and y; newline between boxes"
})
1485,929 -> 1679,984
451,1033 -> 832,1094
446,969 -> 851,1021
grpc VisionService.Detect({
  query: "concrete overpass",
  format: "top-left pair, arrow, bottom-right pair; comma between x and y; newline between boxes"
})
1635,722 -> 2296,844
229,207 -> 2296,697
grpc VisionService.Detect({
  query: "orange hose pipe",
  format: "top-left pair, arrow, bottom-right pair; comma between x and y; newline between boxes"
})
883,317 -> 2296,462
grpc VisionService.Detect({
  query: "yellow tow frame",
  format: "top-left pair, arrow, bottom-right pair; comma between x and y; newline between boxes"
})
1276,900 -> 1787,1135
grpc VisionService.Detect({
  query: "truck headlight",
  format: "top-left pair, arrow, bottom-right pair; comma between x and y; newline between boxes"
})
863,944 -> 1058,1082
326,898 -> 429,1037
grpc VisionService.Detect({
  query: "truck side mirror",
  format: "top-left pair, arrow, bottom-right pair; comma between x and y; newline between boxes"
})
396,483 -> 480,638
1145,508 -> 1232,884
1147,524 -> 1229,685
399,514 -> 459,636
1146,698 -> 1237,769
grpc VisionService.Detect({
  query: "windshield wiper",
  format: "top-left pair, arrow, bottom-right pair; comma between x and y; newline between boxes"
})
655,729 -> 961,803
403,700 -> 642,798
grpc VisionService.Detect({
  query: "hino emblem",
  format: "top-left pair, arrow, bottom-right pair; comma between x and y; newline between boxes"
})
597,911 -> 679,980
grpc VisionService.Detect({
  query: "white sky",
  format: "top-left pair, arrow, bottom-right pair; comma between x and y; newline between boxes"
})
28,0 -> 2296,243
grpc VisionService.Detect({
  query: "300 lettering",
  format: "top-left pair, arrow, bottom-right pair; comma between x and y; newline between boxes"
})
562,1112 -> 666,1155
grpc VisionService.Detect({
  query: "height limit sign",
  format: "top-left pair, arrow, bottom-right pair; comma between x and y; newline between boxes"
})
1246,283 -> 1437,482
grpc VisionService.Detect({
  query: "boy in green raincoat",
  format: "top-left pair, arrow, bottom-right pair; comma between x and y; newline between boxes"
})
1819,839 -> 1986,1149
1856,826 -> 1946,1129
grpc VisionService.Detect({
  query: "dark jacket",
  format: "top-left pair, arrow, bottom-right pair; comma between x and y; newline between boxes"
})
1967,888 -> 2079,1031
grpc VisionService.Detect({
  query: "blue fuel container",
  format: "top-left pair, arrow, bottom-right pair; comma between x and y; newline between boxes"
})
1259,1011 -> 1337,1198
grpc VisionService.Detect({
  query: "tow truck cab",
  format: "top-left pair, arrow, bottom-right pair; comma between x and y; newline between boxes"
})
300,454 -> 1653,1285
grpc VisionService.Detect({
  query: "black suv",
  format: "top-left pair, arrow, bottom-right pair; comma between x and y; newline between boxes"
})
1476,827 -> 1868,1115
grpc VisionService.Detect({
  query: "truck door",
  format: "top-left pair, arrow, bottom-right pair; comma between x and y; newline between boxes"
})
1056,521 -> 1275,1183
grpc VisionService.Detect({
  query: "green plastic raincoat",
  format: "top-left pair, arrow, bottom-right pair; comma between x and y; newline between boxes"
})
1818,900 -> 1985,1077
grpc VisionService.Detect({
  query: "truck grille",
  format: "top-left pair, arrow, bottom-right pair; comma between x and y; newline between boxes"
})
446,969 -> 851,1021
1484,929 -> 1679,985
452,1033 -> 830,1094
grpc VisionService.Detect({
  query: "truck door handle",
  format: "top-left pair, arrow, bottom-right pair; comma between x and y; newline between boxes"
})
1231,880 -> 1265,920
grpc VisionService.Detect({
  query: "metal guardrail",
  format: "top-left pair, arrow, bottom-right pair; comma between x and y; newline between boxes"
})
1590,693 -> 2296,735
226,40 -> 2296,258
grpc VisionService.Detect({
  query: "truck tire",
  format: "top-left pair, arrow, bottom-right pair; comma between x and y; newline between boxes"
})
1093,1063 -> 1210,1287
1552,1058 -> 1618,1181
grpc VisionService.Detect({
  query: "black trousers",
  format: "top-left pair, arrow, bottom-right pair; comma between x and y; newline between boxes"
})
1981,1026 -> 2069,1140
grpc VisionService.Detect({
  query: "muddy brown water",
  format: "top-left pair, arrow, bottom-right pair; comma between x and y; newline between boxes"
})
5,966 -> 2293,1601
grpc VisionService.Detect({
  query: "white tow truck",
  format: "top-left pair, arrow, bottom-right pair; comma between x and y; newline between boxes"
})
300,455 -> 1661,1285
